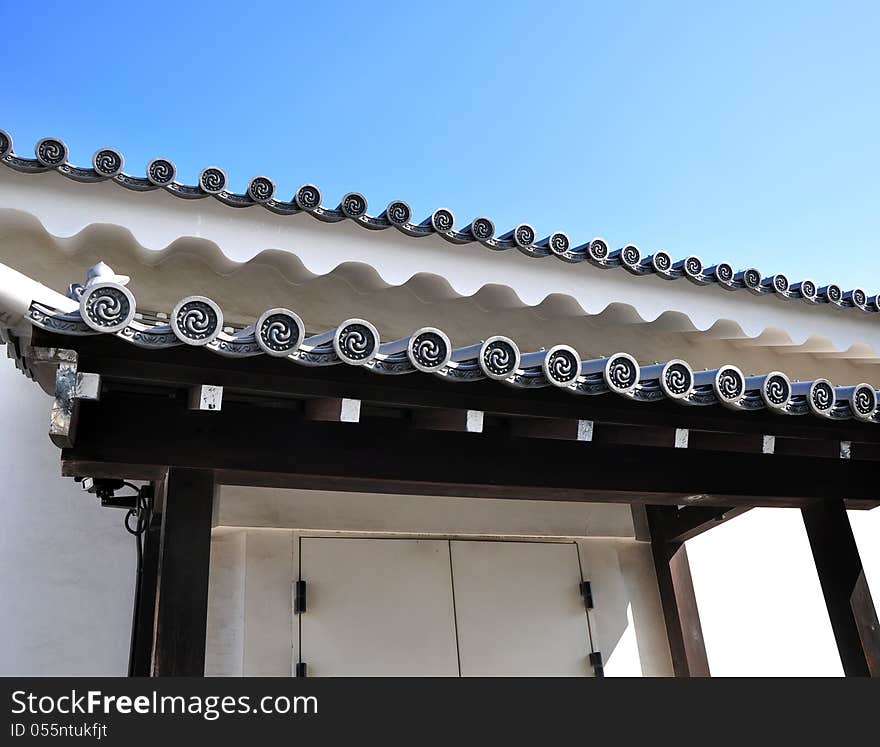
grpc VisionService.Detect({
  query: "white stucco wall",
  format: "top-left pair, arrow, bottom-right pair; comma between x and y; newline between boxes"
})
0,361 -> 133,676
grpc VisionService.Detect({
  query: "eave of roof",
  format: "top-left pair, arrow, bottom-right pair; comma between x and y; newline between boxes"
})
15,262 -> 880,426
1,129 -> 876,317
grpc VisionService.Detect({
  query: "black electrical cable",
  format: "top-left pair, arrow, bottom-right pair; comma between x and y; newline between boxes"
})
122,482 -> 151,677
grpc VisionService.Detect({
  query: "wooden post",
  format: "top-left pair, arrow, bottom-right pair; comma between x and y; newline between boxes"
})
129,479 -> 164,676
151,468 -> 215,676
801,499 -> 879,677
646,505 -> 711,677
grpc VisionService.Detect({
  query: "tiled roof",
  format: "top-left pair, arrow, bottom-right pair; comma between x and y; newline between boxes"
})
22,262 -> 880,424
1,129 -> 876,315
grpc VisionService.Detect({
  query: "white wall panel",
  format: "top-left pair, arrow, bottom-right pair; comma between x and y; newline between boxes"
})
451,540 -> 592,676
300,538 -> 459,676
577,539 -> 673,676
242,531 -> 294,676
205,529 -> 245,676
0,363 -> 133,676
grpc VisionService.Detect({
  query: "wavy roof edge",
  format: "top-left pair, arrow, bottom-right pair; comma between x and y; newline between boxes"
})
1,129 -> 877,316
10,261 -> 880,426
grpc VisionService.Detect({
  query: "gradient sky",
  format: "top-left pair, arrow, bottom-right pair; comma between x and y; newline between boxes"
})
2,0 -> 879,290
2,1 -> 879,676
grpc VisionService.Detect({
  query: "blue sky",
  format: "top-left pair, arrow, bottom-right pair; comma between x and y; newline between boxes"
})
2,1 -> 878,289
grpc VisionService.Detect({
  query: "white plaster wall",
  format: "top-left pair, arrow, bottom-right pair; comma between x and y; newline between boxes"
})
0,362 -> 133,675
206,489 -> 675,677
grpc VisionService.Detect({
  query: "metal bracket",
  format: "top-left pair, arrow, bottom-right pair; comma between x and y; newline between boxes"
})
589,651 -> 604,677
580,580 -> 594,610
294,579 -> 306,615
295,661 -> 307,678
30,347 -> 102,448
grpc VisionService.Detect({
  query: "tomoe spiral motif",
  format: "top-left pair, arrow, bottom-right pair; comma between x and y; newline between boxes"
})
851,384 -> 877,418
80,284 -> 135,333
763,373 -> 791,407
92,148 -> 123,177
663,361 -> 693,397
549,232 -> 570,255
852,289 -> 867,307
470,217 -> 495,240
743,268 -> 761,288
715,262 -> 734,283
800,279 -> 817,299
0,129 -> 10,156
172,298 -> 221,345
715,366 -> 744,402
825,284 -> 842,303
545,347 -> 580,386
480,338 -> 519,379
605,354 -> 639,392
296,184 -> 321,210
409,330 -> 450,371
256,310 -> 303,356
340,192 -> 367,218
35,138 -> 67,166
147,158 -> 176,185
621,245 -> 641,267
684,256 -> 702,277
652,251 -> 672,273
588,239 -> 609,261
809,380 -> 835,415
336,322 -> 378,363
248,176 -> 275,203
773,274 -> 789,293
199,167 -> 227,194
431,209 -> 454,233
514,224 -> 535,247
386,201 -> 411,225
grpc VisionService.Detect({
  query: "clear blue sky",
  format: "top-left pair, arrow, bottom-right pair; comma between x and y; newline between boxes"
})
2,1 -> 878,289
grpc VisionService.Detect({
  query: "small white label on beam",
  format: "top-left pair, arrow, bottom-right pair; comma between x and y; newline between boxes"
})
189,384 -> 223,411
339,398 -> 361,423
674,428 -> 689,448
466,410 -> 484,433
74,372 -> 102,401
578,420 -> 594,442
840,440 -> 851,460
762,435 -> 775,454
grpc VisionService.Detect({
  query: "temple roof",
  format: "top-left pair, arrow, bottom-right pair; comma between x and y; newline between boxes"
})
1,129 -> 876,318
8,262 -> 879,426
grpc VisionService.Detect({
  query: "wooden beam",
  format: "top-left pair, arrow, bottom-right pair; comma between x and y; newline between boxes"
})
413,408 -> 483,432
33,328 -> 880,445
658,505 -> 751,543
151,468 -> 215,676
647,505 -> 710,677
304,397 -> 361,423
61,392 -> 880,508
801,499 -> 880,677
508,417 -> 592,441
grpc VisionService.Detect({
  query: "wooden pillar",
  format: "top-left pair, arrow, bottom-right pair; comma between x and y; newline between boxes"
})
151,468 -> 215,676
646,505 -> 710,677
129,479 -> 164,676
801,499 -> 879,677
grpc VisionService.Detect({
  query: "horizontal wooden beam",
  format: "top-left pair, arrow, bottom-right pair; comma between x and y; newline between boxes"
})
59,392 -> 880,508
32,329 -> 880,446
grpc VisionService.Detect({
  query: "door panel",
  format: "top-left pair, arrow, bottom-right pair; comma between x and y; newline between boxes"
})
299,537 -> 459,676
450,540 -> 592,676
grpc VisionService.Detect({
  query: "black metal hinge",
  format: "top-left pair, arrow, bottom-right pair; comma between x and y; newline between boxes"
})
580,580 -> 594,610
294,579 -> 306,614
295,661 -> 307,678
589,651 -> 604,678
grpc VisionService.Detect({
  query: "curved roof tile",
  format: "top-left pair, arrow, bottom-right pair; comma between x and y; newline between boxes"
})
23,262 -> 880,425
1,129 -> 877,316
